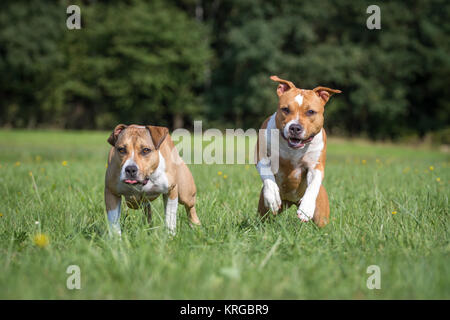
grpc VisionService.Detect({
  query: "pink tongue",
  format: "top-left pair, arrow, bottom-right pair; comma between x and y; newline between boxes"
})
125,179 -> 138,184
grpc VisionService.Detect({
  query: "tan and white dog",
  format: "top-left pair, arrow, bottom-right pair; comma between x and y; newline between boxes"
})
104,124 -> 200,235
255,76 -> 341,227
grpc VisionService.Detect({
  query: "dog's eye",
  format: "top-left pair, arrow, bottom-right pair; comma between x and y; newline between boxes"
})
281,107 -> 290,114
142,148 -> 151,155
306,110 -> 316,116
117,147 -> 127,154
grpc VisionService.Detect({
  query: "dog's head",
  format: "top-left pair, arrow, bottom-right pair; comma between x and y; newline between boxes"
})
107,124 -> 168,185
270,75 -> 341,149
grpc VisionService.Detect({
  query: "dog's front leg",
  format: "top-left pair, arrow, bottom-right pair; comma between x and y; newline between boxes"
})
298,168 -> 323,222
105,188 -> 122,237
163,186 -> 178,235
257,158 -> 282,214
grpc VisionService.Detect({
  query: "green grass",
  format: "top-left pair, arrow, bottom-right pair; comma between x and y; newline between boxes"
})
0,129 -> 448,299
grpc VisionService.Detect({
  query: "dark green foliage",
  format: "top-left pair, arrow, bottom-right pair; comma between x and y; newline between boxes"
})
200,0 -> 450,138
0,0 -> 448,139
59,0 -> 211,129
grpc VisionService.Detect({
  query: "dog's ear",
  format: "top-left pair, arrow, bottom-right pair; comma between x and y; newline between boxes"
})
313,86 -> 342,103
146,125 -> 169,149
107,124 -> 127,146
270,75 -> 297,97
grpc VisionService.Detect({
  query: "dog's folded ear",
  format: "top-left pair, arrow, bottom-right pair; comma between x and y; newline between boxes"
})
108,124 -> 127,146
270,75 -> 297,97
146,125 -> 169,149
313,87 -> 342,103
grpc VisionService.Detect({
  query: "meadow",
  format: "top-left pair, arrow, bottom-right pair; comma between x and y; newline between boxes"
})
0,129 -> 448,299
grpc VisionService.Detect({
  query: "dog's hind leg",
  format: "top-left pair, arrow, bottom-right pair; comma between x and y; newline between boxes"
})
184,204 -> 201,226
312,185 -> 330,228
178,188 -> 200,226
176,162 -> 200,226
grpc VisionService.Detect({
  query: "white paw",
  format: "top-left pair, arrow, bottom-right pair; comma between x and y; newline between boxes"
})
263,179 -> 281,213
109,224 -> 122,238
297,200 -> 315,222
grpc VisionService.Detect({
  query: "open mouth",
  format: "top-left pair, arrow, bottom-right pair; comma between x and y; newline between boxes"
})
123,179 -> 149,186
286,135 -> 314,149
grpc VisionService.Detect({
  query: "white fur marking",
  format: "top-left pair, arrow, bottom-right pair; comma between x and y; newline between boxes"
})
107,202 -> 122,236
295,94 -> 303,106
165,196 -> 178,234
256,159 -> 275,183
297,169 -> 322,221
263,179 -> 281,213
142,152 -> 169,195
120,151 -> 136,181
299,130 -> 324,168
257,112 -> 280,185
257,116 -> 281,213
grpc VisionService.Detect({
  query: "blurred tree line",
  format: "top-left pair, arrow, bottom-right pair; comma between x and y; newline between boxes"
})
0,0 -> 449,140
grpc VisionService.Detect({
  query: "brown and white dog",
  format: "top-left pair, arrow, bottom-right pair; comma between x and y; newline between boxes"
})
255,76 -> 341,227
104,124 -> 200,236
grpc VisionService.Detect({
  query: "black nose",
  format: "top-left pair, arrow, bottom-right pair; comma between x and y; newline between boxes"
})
125,165 -> 138,178
289,124 -> 303,136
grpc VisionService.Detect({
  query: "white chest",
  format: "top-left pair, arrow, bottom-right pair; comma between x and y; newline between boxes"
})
142,152 -> 169,195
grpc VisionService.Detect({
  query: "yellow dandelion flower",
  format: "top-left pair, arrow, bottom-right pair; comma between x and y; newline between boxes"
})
245,165 -> 250,170
436,177 -> 441,182
28,171 -> 33,177
33,233 -> 49,248
0,213 -> 3,217
62,161 -> 68,166
105,163 -> 108,168
217,171 -> 222,175
35,155 -> 42,162
362,160 -> 367,165
14,161 -> 21,167
429,166 -> 434,171
223,175 -> 228,179
376,159 -> 381,164
392,211 -> 397,215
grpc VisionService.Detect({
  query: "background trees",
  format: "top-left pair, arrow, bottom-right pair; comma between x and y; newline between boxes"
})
0,0 -> 448,141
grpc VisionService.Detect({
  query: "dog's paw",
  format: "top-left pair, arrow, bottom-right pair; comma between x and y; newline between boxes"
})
263,179 -> 281,213
297,201 -> 315,222
109,225 -> 122,238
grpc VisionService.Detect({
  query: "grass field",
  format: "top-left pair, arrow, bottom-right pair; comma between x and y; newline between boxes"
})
0,129 -> 448,299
